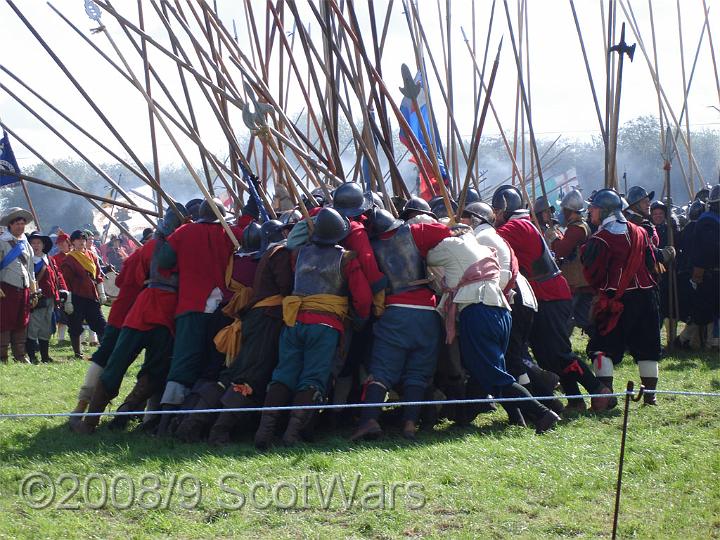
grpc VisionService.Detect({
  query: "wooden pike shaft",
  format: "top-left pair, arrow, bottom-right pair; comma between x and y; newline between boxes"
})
99,25 -> 239,248
20,179 -> 41,231
676,0 -> 693,196
502,0 -> 548,202
702,0 -> 720,104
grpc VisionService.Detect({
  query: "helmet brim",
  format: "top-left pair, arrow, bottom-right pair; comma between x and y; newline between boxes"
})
400,208 -> 436,220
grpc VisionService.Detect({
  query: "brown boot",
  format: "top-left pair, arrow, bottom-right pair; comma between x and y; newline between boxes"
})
68,400 -> 89,430
71,382 -> 114,434
0,331 -> 10,363
282,388 -> 321,446
108,375 -> 157,431
174,381 -> 226,443
207,390 -> 256,446
10,330 -> 30,364
254,383 -> 292,451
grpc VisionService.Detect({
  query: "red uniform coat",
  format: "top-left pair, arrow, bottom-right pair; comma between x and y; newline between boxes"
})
35,257 -> 67,302
497,216 -> 572,301
166,222 -> 235,317
581,223 -> 657,292
106,248 -> 145,328
342,217 -> 386,293
122,238 -> 179,333
60,250 -> 104,301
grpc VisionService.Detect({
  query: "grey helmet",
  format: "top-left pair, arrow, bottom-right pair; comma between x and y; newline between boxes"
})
400,196 -> 436,220
279,208 -> 302,227
491,185 -> 524,218
157,202 -> 189,237
368,208 -> 404,238
332,182 -> 371,218
465,188 -> 482,204
368,191 -> 385,210
688,200 -> 705,221
559,189 -> 587,213
310,207 -> 351,245
239,222 -> 262,255
197,198 -> 227,224
258,219 -> 287,257
589,188 -> 626,222
625,185 -> 654,207
463,202 -> 495,226
533,195 -> 555,215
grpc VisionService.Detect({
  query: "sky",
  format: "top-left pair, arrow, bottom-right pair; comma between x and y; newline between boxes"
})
0,0 -> 718,180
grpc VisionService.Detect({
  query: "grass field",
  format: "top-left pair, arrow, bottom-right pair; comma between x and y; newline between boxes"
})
0,332 -> 718,539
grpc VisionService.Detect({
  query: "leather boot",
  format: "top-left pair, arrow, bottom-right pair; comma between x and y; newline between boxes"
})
504,383 -> 560,434
71,381 -> 114,434
39,340 -> 53,363
208,390 -> 256,446
640,377 -> 658,406
175,381 -> 226,443
70,335 -> 84,359
108,375 -> 157,431
501,404 -> 527,427
155,404 -> 181,437
10,331 -> 30,364
0,331 -> 10,363
562,358 -> 615,411
526,364 -> 561,394
562,378 -> 587,413
254,383 -> 292,450
350,383 -> 387,441
26,339 -> 39,364
283,388 -> 321,446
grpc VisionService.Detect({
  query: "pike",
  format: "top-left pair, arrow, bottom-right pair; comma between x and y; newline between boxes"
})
661,126 -> 679,349
456,39 -> 503,221
606,23 -> 635,190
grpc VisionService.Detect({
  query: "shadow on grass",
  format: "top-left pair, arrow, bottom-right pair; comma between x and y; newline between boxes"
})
2,405 -> 622,465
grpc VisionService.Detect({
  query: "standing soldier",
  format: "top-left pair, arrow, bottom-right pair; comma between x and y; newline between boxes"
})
491,185 -> 613,411
581,189 -> 661,404
533,195 -> 562,245
255,208 -> 372,449
26,232 -> 67,363
0,207 -> 36,364
624,185 -> 659,245
52,230 -> 72,344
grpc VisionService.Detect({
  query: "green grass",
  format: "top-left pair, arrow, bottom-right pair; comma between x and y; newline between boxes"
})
0,332 -> 718,539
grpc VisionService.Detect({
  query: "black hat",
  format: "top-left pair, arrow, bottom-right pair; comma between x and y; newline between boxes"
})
141,228 -> 154,244
70,229 -> 87,242
27,232 -> 53,254
310,207 -> 351,245
332,182 -> 372,218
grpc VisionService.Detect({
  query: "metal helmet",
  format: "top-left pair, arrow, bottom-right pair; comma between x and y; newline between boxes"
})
589,188 -> 625,222
240,222 -> 262,254
279,208 -> 302,227
465,188 -> 482,204
197,198 -> 227,223
491,185 -> 524,215
332,182 -> 372,217
310,207 -> 350,245
302,187 -> 326,208
257,219 -> 286,257
463,202 -> 495,226
650,200 -> 667,215
688,200 -> 705,221
429,196 -> 458,219
625,185 -> 654,207
400,196 -> 436,220
368,191 -> 385,210
560,189 -> 587,212
185,198 -> 203,221
533,195 -> 555,215
367,208 -> 404,238
708,184 -> 720,204
694,184 -> 711,202
158,202 -> 189,236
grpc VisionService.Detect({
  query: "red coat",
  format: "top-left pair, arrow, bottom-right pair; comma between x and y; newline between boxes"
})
581,223 -> 657,292
122,238 -> 178,333
60,250 -> 104,301
497,216 -> 572,302
106,248 -> 145,328
167,222 -> 235,316
342,218 -> 386,293
35,257 -> 67,302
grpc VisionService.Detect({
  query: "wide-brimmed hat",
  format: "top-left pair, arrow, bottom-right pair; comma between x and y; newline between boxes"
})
26,232 -> 53,254
0,207 -> 33,227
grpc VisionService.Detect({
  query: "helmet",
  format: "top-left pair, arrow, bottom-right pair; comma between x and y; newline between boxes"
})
625,185 -> 654,207
650,200 -> 667,215
533,195 -> 555,215
158,202 -> 189,236
400,196 -> 436,220
279,208 -> 302,227
491,185 -> 524,215
240,222 -> 262,255
589,188 -> 626,222
310,207 -> 350,245
258,219 -> 286,256
197,198 -> 227,223
332,182 -> 372,217
463,202 -> 495,226
185,198 -> 203,220
694,184 -> 711,202
368,191 -> 385,210
560,189 -> 587,212
429,196 -> 458,219
367,208 -> 404,238
688,200 -> 705,221
708,184 -> 720,204
302,187 -> 327,208
465,188 -> 482,204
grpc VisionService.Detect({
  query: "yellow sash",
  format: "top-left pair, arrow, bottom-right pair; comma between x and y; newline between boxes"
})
221,255 -> 254,318
281,294 -> 349,327
68,250 -> 96,278
214,294 -> 285,367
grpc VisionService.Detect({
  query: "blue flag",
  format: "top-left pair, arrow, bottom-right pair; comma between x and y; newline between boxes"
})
0,131 -> 21,187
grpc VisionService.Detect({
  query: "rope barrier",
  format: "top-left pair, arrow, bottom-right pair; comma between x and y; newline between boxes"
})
0,389 -> 717,420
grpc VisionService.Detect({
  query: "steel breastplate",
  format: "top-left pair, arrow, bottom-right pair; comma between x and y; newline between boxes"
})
293,244 -> 348,297
528,233 -> 562,283
371,224 -> 426,295
147,239 -> 179,291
